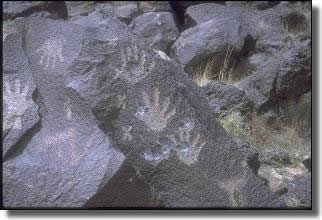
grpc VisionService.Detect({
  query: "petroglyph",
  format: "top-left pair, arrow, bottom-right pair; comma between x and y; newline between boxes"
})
113,46 -> 155,84
106,37 -> 118,46
169,122 -> 206,165
135,88 -> 176,132
154,13 -> 162,25
64,98 -> 73,120
143,137 -> 173,165
116,94 -> 126,109
34,36 -> 65,70
44,128 -> 80,167
122,126 -> 133,141
218,176 -> 247,207
3,80 -> 33,132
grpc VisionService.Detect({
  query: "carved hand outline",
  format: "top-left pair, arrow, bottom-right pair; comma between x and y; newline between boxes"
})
113,46 -> 155,84
34,36 -> 65,70
4,80 -> 33,131
138,88 -> 176,132
169,126 -> 206,165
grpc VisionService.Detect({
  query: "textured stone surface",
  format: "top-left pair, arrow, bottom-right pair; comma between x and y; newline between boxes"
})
3,1 -> 46,19
234,138 -> 260,175
3,23 -> 39,159
203,82 -> 252,117
259,149 -> 292,166
281,173 -> 311,208
63,19 -> 284,207
170,17 -> 246,74
129,12 -> 179,52
237,37 -> 311,112
3,18 -> 126,208
2,1 -> 311,208
97,2 -> 139,24
65,1 -> 97,18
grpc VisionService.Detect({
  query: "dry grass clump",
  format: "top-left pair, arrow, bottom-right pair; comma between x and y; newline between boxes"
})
191,45 -> 235,87
220,110 -> 311,159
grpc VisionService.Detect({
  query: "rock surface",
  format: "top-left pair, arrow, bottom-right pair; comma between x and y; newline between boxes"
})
177,2 -> 311,113
63,17 -> 284,208
259,148 -> 292,166
2,1 -> 311,209
3,18 -> 126,208
234,138 -> 260,175
170,16 -> 245,75
129,12 -> 179,52
3,22 -> 40,159
281,173 -> 311,208
203,81 -> 252,117
97,1 -> 139,24
3,1 -> 46,20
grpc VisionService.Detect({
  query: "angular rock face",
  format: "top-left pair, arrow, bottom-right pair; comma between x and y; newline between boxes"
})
281,173 -> 311,208
170,17 -> 246,74
203,82 -> 252,117
3,23 -> 40,159
3,1 -> 68,20
96,1 -> 139,24
65,1 -> 97,18
3,1 -> 46,20
129,12 -> 179,53
3,11 -> 293,207
225,1 -> 281,11
62,17 -> 284,207
237,36 -> 311,112
3,18 -> 126,208
173,2 -> 311,113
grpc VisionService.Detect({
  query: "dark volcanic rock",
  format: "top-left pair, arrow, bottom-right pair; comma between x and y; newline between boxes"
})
259,148 -> 292,166
281,173 -> 311,208
237,37 -> 311,112
203,81 -> 253,117
66,1 -> 97,18
3,18 -> 127,208
226,1 -> 281,11
3,22 -> 40,159
3,15 -> 286,208
234,138 -> 260,175
64,20 -> 284,207
129,12 -> 179,52
3,1 -> 67,20
174,2 -> 311,107
3,1 -> 46,20
96,1 -> 139,24
85,160 -> 160,207
170,17 -> 246,75
302,155 -> 311,172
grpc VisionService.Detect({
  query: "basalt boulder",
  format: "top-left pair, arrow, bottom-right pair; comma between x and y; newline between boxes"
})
129,12 -> 179,53
3,21 -> 40,159
65,18 -> 285,207
3,18 -> 131,208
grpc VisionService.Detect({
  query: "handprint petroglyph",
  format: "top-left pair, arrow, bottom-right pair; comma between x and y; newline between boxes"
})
122,126 -> 133,141
143,137 -> 173,165
3,80 -> 33,132
113,46 -> 155,84
135,88 -> 176,132
34,36 -> 65,70
169,124 -> 206,165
